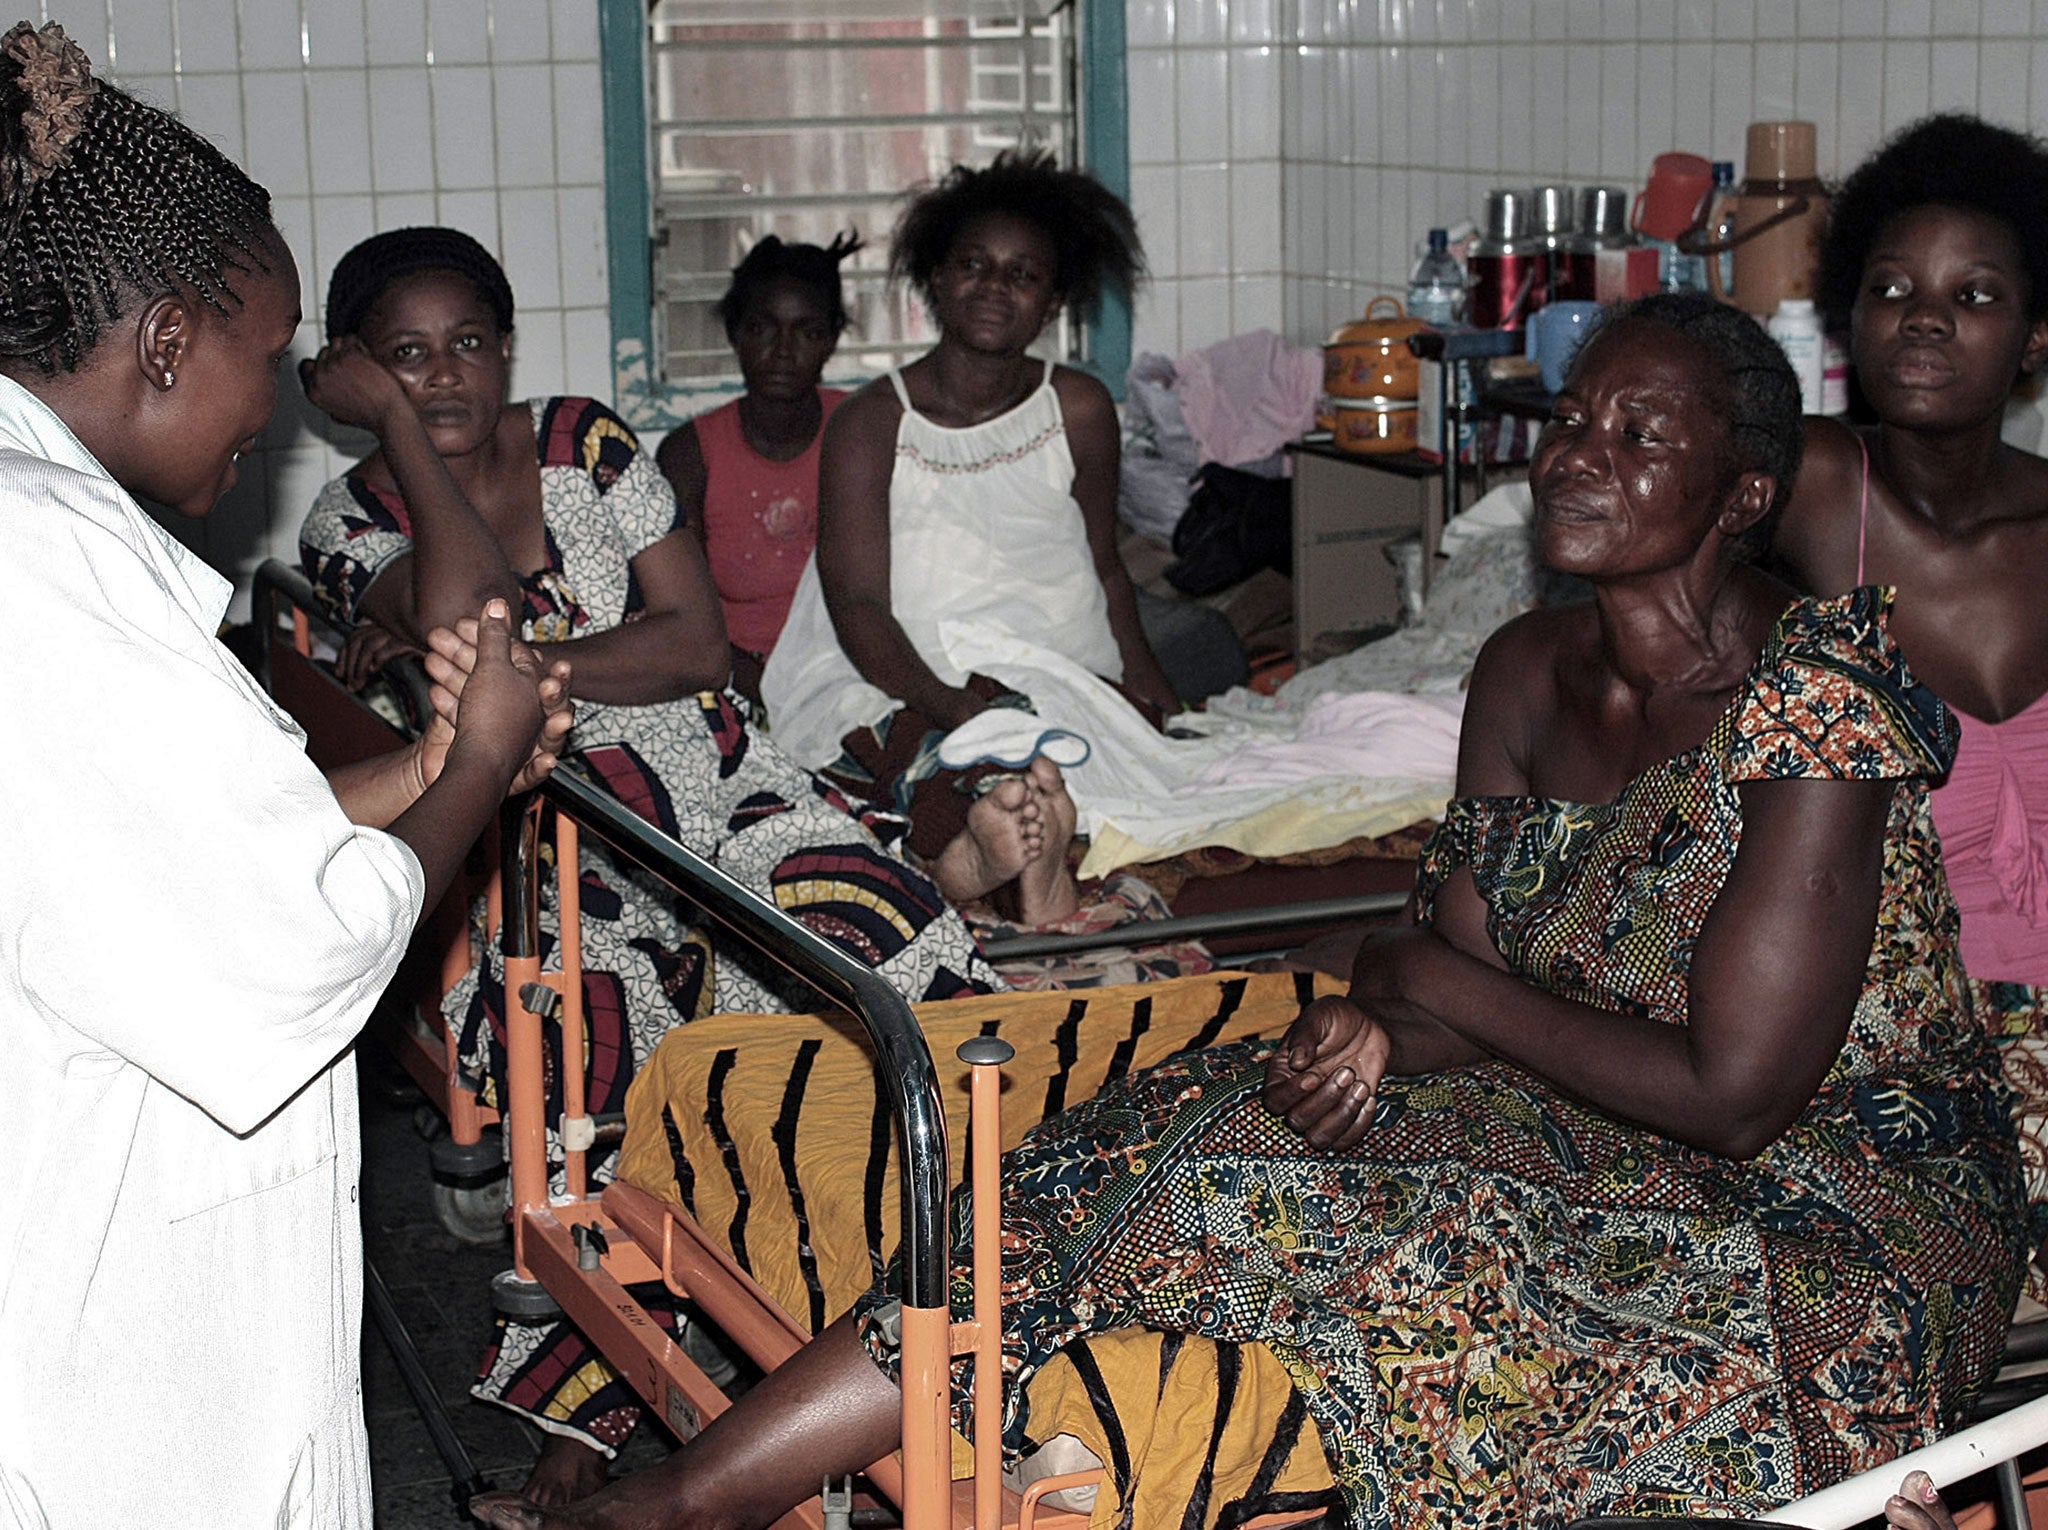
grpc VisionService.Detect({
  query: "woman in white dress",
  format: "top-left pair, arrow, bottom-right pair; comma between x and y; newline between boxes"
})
762,150 -> 1177,925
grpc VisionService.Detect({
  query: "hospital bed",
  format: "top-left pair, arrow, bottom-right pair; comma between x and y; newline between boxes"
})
249,559 -> 2048,1527
480,713 -> 2048,1530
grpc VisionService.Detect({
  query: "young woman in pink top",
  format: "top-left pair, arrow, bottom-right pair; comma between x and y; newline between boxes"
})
1773,114 -> 2048,1270
658,235 -> 859,703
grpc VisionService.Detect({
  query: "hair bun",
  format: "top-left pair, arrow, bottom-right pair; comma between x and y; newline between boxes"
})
2,22 -> 96,191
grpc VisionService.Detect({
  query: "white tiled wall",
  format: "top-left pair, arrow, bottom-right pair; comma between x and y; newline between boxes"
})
1126,0 -> 1291,360
1274,0 -> 2048,344
1123,0 -> 2048,359
29,0 -> 612,614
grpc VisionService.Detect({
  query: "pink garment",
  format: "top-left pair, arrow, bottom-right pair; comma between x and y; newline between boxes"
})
693,389 -> 845,656
1928,698 -> 2048,985
1173,329 -> 1323,469
1858,434 -> 2048,983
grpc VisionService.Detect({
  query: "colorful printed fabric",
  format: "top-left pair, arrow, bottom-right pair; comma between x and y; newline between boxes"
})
967,870 -> 1215,991
613,970 -> 1341,1530
1973,978 -> 2048,1300
853,588 -> 2027,1530
299,396 -> 1000,1453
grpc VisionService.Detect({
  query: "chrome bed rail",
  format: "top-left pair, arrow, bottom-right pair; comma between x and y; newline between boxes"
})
514,763 -> 953,1311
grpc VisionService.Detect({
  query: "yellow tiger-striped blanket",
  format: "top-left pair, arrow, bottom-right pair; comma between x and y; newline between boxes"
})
615,970 -> 1344,1530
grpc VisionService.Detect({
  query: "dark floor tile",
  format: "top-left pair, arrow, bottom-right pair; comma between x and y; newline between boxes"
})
358,1058 -> 692,1522
373,1470 -> 525,1530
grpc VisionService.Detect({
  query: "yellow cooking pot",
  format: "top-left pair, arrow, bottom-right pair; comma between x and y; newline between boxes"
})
1327,397 -> 1418,455
1323,295 -> 1427,401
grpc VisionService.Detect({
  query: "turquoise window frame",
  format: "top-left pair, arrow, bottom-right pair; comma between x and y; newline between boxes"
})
598,0 -> 1131,430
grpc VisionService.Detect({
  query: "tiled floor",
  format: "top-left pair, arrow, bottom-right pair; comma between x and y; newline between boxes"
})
357,1056 -> 671,1528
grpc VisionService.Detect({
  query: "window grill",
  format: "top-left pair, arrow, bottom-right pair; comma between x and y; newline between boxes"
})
647,0 -> 1080,386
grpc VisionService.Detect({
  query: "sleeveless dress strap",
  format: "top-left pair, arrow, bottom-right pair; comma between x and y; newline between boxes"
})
1856,432 -> 1872,586
888,368 -> 914,411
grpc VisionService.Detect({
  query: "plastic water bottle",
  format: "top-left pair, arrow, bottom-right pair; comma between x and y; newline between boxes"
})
1710,160 -> 1737,294
1406,228 -> 1466,326
1767,298 -> 1825,416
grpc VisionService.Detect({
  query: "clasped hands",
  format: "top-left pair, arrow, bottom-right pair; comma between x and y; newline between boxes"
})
412,600 -> 575,799
1263,926 -> 1446,1152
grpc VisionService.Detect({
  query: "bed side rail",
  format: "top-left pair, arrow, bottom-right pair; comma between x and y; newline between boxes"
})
526,765 -> 950,1309
250,558 -> 439,738
502,766 -> 956,1530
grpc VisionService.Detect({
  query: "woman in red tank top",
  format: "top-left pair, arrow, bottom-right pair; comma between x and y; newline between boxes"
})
658,234 -> 859,703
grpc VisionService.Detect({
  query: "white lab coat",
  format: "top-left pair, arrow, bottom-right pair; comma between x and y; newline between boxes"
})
0,377 -> 424,1527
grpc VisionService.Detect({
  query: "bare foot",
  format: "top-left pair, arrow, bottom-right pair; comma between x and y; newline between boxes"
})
469,1492 -> 556,1528
1886,1471 -> 1959,1530
931,775 -> 1043,904
1013,758 -> 1081,926
519,1433 -> 611,1507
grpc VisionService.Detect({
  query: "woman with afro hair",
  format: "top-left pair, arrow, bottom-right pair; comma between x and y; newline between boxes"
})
761,149 -> 1178,930
1773,112 -> 2048,1277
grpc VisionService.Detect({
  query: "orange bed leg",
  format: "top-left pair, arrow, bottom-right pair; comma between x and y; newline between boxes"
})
966,1040 -> 1013,1530
505,799 -> 550,1279
556,814 -> 588,1202
899,1302 -> 954,1530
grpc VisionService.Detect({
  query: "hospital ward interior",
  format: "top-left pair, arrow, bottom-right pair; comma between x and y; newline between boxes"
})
21,1 -> 2048,1528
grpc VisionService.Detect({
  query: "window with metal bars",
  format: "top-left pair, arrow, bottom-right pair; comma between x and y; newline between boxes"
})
647,0 -> 1082,388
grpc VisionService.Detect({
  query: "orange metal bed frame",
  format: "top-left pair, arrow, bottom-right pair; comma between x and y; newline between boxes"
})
493,757 -> 1094,1530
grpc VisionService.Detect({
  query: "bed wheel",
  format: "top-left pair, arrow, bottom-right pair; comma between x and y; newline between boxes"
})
429,1177 -> 509,1245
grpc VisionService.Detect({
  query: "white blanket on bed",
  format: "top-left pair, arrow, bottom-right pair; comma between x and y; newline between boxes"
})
936,622 -> 1459,877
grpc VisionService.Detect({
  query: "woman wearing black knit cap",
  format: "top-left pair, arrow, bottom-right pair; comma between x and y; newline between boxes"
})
297,225 -> 1010,1506
0,25 -> 567,1527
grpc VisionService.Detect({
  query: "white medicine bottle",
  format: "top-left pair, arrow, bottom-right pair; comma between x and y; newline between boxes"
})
1767,298 -> 1825,416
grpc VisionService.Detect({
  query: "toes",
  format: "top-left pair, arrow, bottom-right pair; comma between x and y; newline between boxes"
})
469,1494 -> 546,1529
986,776 -> 1030,811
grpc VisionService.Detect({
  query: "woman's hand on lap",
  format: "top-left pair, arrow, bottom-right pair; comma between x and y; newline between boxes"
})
1264,994 -> 1390,1150
337,620 -> 422,692
299,335 -> 412,436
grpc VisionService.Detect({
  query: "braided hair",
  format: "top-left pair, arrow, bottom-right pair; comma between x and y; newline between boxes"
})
891,148 -> 1145,324
323,226 -> 515,340
0,22 -> 275,375
1579,293 -> 1805,557
715,231 -> 861,340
